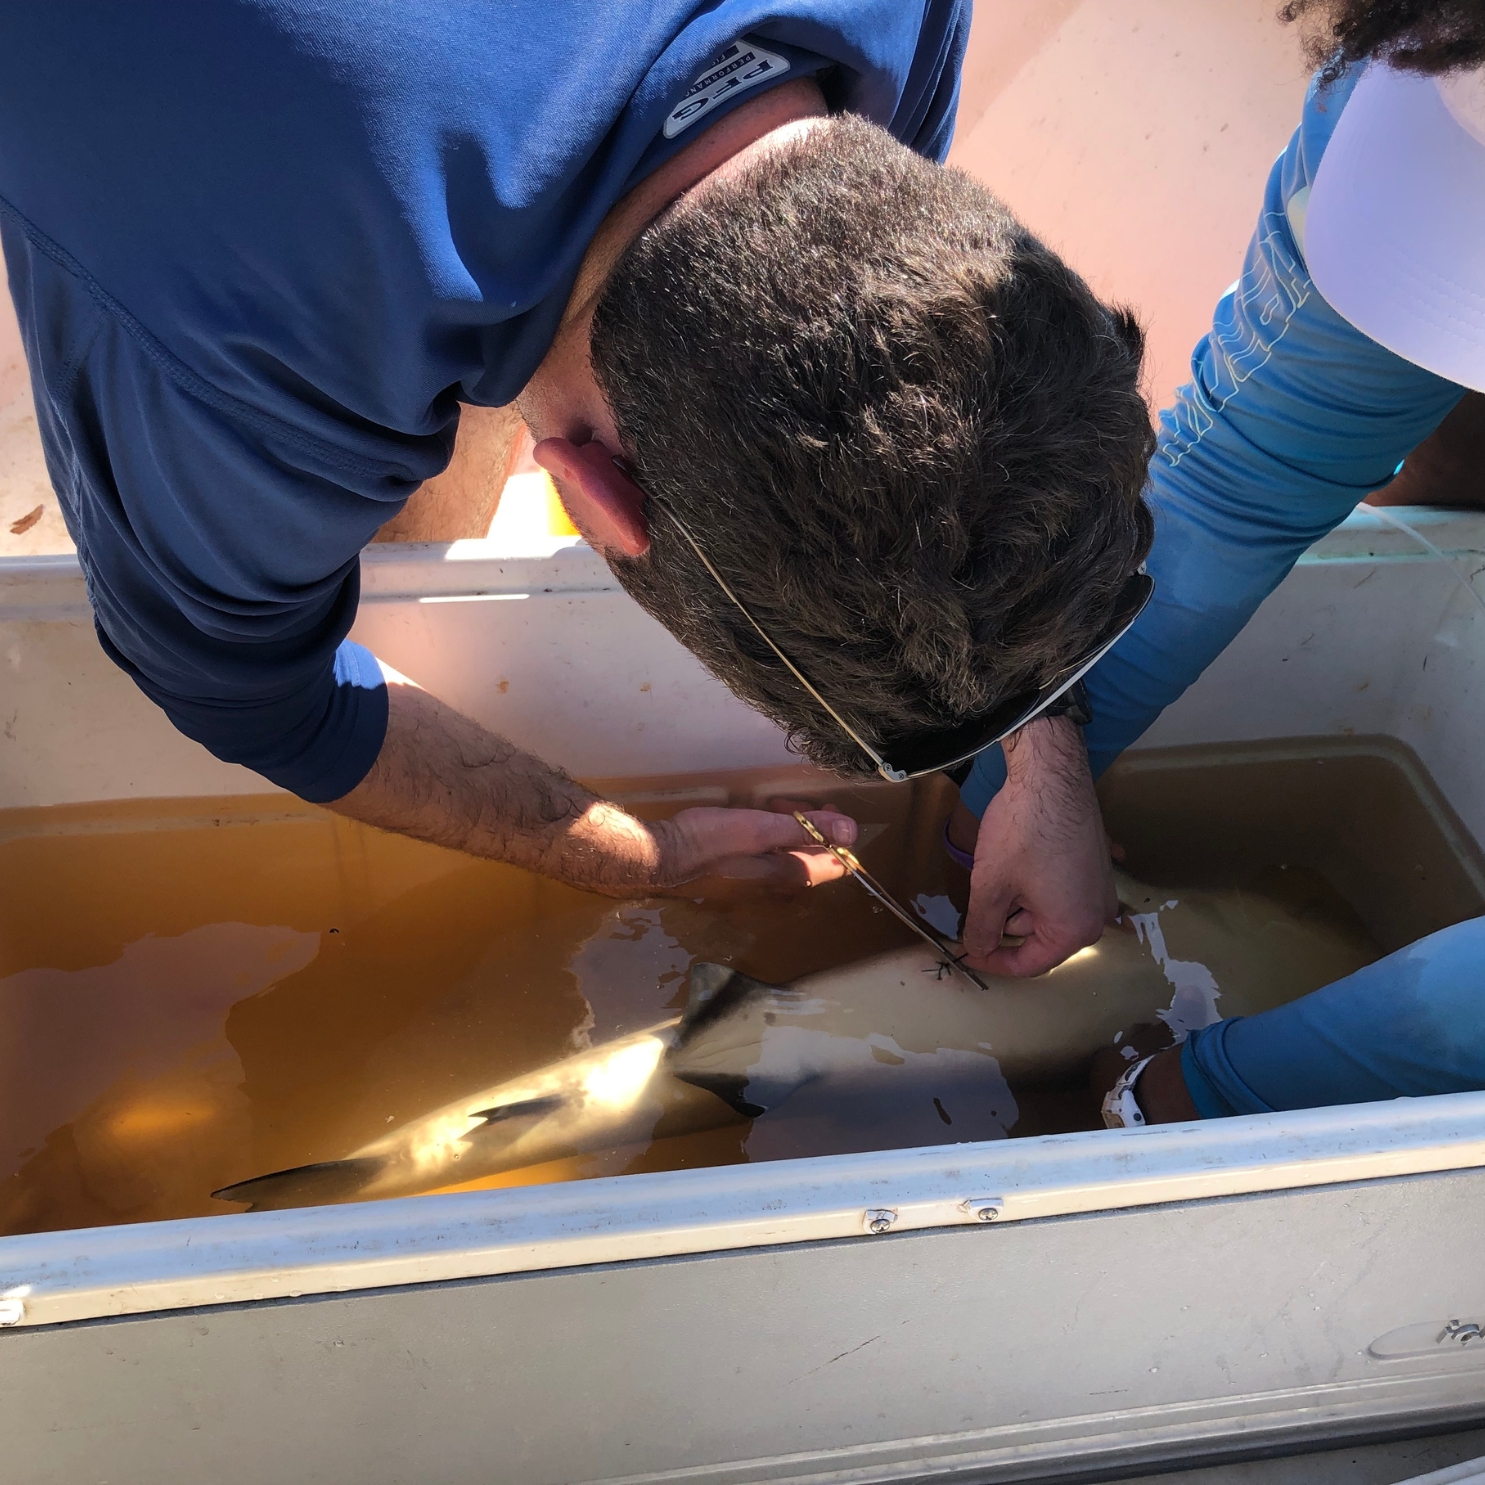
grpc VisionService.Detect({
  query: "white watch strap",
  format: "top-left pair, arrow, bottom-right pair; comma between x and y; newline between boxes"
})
1101,1053 -> 1156,1129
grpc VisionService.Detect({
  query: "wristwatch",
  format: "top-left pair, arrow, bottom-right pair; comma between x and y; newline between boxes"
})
1101,1053 -> 1155,1129
1041,678 -> 1093,727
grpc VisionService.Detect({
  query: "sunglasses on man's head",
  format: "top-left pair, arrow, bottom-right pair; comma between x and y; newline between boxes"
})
655,499 -> 1154,784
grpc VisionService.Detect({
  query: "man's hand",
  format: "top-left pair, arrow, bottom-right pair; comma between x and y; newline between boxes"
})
328,678 -> 856,897
955,715 -> 1119,977
563,798 -> 856,896
1089,1021 -> 1200,1125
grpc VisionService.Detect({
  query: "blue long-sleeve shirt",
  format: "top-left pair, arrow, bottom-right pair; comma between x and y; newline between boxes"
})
961,65 -> 1467,819
0,1 -> 968,801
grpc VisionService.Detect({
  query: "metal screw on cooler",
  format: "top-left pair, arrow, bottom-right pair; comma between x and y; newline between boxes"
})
962,1197 -> 1003,1223
864,1208 -> 896,1235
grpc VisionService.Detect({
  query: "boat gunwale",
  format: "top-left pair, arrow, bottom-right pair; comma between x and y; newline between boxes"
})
2,1091 -> 1484,1331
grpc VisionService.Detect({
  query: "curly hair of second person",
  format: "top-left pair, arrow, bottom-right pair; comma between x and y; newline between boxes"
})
1282,0 -> 1485,82
590,115 -> 1153,778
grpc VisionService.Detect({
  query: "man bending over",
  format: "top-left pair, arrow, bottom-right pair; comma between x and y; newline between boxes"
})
0,2 -> 1153,905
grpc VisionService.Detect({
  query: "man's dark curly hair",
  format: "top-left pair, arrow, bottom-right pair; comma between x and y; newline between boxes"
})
1282,0 -> 1485,83
589,114 -> 1154,778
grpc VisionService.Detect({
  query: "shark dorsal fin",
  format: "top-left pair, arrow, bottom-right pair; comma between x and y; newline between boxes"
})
669,963 -> 813,1118
676,963 -> 782,1049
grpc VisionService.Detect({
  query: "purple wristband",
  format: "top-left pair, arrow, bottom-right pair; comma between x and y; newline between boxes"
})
943,821 -> 975,872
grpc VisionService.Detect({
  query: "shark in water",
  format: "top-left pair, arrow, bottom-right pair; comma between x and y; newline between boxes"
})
213,871 -> 1375,1211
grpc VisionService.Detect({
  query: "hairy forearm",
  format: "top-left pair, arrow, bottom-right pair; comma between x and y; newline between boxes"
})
960,712 -> 1116,975
1000,713 -> 1093,813
948,715 -> 1087,855
326,681 -> 665,892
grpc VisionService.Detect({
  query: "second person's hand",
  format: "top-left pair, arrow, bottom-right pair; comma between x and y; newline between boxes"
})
644,801 -> 858,894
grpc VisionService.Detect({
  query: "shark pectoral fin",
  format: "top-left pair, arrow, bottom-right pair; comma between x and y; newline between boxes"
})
467,1094 -> 566,1126
211,1156 -> 388,1213
669,1071 -> 768,1120
667,963 -> 806,1118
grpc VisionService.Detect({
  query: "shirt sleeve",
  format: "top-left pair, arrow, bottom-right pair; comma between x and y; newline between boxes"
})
777,0 -> 969,164
4,217 -> 445,802
894,0 -> 970,163
959,72 -> 1467,819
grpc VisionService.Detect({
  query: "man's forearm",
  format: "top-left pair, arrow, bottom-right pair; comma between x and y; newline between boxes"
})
324,679 -> 857,896
1000,713 -> 1092,812
959,713 -> 1118,975
327,680 -> 666,892
948,714 -> 1088,856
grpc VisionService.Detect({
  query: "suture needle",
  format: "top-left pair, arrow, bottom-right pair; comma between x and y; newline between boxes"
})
792,812 -> 990,990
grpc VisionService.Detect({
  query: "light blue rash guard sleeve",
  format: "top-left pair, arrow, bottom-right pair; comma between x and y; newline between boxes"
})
1181,915 -> 1485,1117
0,0 -> 969,803
960,67 -> 1467,818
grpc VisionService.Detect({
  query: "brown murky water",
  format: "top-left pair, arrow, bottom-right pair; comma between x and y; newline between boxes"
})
1,739 -> 1480,1236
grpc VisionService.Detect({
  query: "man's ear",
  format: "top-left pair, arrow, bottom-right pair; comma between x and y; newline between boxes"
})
532,438 -> 650,557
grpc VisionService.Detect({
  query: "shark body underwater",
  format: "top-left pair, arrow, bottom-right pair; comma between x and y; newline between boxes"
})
214,872 -> 1376,1212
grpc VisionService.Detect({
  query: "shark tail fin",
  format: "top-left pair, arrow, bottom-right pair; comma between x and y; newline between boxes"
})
212,1156 -> 389,1213
667,962 -> 805,1118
